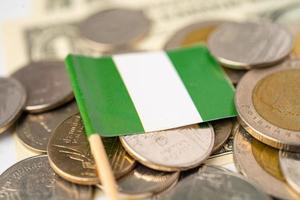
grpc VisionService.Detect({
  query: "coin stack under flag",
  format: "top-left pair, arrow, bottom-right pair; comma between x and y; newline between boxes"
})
1,3 -> 300,200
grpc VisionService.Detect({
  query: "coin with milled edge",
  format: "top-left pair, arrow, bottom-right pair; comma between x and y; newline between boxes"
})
164,20 -> 227,50
279,150 -> 300,194
12,61 -> 73,113
211,119 -> 233,153
159,165 -> 271,200
48,114 -> 135,185
16,101 -> 78,152
0,155 -> 93,200
0,77 -> 26,134
98,164 -> 179,199
78,8 -> 151,49
120,123 -> 214,171
208,21 -> 292,69
235,63 -> 300,152
233,126 -> 299,200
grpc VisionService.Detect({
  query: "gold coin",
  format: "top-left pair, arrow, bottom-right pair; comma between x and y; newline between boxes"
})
253,69 -> 300,131
180,25 -> 216,46
47,114 -> 135,185
251,139 -> 285,181
294,33 -> 300,58
164,20 -> 226,50
233,126 -> 299,199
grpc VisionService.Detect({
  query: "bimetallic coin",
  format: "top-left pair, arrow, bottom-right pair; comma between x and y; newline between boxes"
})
164,20 -> 227,50
279,151 -> 300,194
159,165 -> 271,200
0,155 -> 93,200
251,138 -> 285,182
98,164 -> 179,199
208,21 -> 292,69
120,123 -> 214,171
16,101 -> 78,152
233,126 -> 300,200
78,8 -> 151,49
12,61 -> 73,113
48,114 -> 135,185
235,63 -> 300,152
211,119 -> 233,153
0,77 -> 26,134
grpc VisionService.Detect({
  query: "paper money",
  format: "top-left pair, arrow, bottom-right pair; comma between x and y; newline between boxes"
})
3,0 -> 298,75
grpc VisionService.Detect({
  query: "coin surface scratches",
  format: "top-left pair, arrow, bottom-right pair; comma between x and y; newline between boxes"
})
120,123 -> 214,171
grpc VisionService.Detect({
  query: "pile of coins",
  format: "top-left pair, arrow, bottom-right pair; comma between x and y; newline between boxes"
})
1,8 -> 300,200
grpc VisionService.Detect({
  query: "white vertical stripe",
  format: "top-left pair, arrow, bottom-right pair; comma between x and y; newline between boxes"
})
113,51 -> 202,132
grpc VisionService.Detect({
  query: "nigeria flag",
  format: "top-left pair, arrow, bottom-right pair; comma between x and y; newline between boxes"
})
65,45 -> 236,137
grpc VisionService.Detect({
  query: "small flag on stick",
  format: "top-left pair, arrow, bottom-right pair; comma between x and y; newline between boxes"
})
65,45 -> 236,137
65,45 -> 236,199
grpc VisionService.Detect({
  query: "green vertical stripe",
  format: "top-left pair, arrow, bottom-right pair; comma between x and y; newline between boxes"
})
167,45 -> 237,121
65,55 -> 144,137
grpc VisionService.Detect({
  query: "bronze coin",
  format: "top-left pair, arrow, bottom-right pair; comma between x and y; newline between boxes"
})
47,114 -> 135,185
16,101 -> 78,153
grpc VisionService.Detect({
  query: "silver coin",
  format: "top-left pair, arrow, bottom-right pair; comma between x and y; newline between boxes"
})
120,123 -> 214,171
98,164 -> 179,199
12,61 -> 74,113
0,155 -> 93,200
235,62 -> 300,152
16,101 -> 78,152
78,8 -> 151,48
279,150 -> 300,194
0,77 -> 26,134
208,21 -> 293,69
233,126 -> 300,200
159,165 -> 271,200
211,119 -> 233,153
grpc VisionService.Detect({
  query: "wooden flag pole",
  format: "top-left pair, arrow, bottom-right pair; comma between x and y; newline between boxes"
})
89,134 -> 120,200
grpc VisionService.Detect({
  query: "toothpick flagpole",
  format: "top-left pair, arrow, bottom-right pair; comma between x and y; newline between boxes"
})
89,134 -> 119,200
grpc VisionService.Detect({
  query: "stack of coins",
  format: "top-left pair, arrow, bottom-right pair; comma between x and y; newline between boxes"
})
203,20 -> 300,199
1,7 -> 300,200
